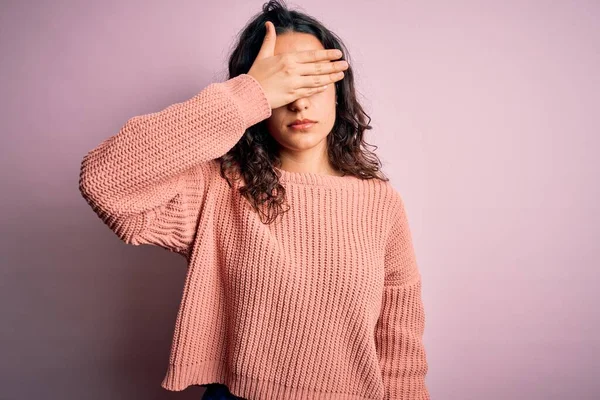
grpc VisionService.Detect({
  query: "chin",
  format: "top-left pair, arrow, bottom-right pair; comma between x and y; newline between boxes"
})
283,133 -> 328,148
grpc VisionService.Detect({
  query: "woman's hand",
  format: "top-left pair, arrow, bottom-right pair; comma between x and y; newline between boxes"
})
247,21 -> 349,110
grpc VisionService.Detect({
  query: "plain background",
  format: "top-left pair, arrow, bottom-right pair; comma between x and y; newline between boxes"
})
1,0 -> 598,399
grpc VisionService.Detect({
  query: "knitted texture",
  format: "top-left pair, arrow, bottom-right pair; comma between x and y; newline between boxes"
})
79,73 -> 430,399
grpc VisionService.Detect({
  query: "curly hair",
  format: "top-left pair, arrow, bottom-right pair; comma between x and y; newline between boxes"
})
217,0 -> 389,224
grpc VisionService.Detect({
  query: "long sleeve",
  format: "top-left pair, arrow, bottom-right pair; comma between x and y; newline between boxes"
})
375,194 -> 430,399
78,73 -> 272,257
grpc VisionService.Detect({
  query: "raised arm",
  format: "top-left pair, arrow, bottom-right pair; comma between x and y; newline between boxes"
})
78,74 -> 272,257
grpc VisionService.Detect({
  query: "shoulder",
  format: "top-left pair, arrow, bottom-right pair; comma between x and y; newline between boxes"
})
193,158 -> 228,185
376,179 -> 406,218
373,179 -> 414,246
194,159 -> 250,194
179,159 -> 228,202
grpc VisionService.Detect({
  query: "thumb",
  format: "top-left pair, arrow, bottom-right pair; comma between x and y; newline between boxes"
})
255,21 -> 276,60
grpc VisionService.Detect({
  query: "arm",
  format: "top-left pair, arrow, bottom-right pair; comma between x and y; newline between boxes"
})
375,194 -> 430,399
78,74 -> 271,257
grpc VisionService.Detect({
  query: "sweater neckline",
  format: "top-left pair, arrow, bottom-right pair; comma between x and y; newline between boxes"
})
274,166 -> 365,188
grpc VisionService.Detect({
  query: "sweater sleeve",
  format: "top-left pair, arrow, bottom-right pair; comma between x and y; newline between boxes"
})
375,195 -> 430,400
78,73 -> 272,257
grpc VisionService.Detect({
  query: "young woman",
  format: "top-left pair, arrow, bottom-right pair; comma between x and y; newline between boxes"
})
78,1 -> 430,399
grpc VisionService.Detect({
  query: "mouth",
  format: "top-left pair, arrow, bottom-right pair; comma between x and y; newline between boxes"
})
288,119 -> 317,130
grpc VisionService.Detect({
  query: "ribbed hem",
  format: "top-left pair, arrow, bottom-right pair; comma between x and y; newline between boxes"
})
221,74 -> 272,128
161,360 -> 379,399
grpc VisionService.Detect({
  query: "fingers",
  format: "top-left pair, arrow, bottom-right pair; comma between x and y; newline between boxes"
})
256,21 -> 276,60
293,48 -> 343,63
290,48 -> 348,89
295,59 -> 349,76
295,84 -> 331,98
296,71 -> 345,89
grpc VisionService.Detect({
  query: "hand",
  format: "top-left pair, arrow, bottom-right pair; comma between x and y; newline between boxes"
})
247,21 -> 349,110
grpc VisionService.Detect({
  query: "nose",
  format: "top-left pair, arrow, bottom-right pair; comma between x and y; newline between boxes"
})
287,96 -> 310,111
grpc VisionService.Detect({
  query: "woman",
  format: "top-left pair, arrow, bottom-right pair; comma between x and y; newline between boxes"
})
78,0 -> 430,399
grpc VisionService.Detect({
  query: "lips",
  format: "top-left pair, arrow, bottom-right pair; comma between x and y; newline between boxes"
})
288,119 -> 317,127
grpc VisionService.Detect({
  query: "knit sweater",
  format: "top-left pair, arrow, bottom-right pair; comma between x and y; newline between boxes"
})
78,73 -> 430,400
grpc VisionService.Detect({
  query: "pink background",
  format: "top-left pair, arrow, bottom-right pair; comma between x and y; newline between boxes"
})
1,1 -> 598,399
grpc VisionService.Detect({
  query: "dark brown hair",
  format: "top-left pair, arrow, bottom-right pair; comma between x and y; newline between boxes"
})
217,0 -> 389,224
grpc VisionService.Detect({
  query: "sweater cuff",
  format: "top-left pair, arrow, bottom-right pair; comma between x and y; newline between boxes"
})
220,73 -> 272,129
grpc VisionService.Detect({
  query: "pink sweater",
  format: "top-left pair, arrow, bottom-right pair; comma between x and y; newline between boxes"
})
78,73 -> 430,399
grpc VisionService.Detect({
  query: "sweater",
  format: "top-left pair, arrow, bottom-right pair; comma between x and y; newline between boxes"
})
78,73 -> 430,400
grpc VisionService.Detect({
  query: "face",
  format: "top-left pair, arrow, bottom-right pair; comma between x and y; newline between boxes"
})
265,31 -> 338,158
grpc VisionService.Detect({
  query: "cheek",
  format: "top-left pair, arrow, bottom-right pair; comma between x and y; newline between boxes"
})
309,90 -> 336,117
265,111 -> 287,135
320,86 -> 337,105
319,89 -> 337,118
